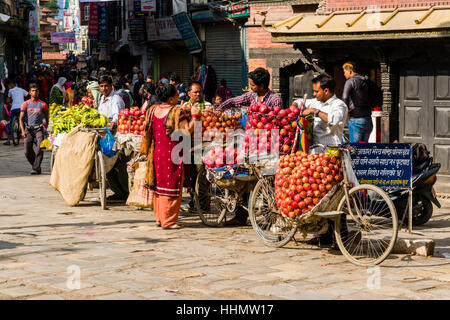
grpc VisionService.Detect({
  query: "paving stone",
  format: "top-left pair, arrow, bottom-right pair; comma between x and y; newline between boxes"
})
97,292 -> 142,300
393,239 -> 435,257
28,294 -> 65,300
75,285 -> 119,297
0,286 -> 44,298
110,281 -> 153,292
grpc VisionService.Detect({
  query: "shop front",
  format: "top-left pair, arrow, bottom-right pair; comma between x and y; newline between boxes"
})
265,7 -> 450,180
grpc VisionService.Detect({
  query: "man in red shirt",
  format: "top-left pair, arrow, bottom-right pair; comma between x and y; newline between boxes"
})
19,84 -> 49,175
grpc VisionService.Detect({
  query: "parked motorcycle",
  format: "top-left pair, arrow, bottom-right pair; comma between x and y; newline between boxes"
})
387,144 -> 441,226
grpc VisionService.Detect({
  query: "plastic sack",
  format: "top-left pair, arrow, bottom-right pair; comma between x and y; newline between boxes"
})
99,128 -> 119,158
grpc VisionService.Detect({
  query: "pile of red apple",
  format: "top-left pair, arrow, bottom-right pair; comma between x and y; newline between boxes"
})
117,107 -> 146,136
203,145 -> 245,168
200,108 -> 243,133
245,102 -> 301,155
275,151 -> 343,219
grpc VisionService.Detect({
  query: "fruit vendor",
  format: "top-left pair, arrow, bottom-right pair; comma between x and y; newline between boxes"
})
180,81 -> 212,213
295,73 -> 348,246
215,68 -> 283,111
98,75 -> 130,202
294,73 -> 348,152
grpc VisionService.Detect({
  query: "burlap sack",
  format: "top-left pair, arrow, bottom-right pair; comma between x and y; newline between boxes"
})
126,161 -> 153,208
50,128 -> 97,206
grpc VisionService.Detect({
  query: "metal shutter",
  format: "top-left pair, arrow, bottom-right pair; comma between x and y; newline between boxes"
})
206,23 -> 243,97
159,48 -> 192,86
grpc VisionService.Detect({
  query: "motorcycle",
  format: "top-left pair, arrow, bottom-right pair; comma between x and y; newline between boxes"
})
387,151 -> 441,226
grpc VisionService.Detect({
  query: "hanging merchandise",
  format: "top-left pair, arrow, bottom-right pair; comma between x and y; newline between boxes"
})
172,0 -> 187,14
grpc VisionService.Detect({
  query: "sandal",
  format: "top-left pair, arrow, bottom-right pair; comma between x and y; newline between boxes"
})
162,224 -> 182,230
156,222 -> 161,227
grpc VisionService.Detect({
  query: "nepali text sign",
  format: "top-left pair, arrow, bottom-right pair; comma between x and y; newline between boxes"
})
98,3 -> 108,43
350,143 -> 412,189
155,17 -> 181,40
51,32 -> 76,44
88,2 -> 98,38
172,12 -> 202,53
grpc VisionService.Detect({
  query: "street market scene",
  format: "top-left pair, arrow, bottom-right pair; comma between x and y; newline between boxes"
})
0,0 -> 450,301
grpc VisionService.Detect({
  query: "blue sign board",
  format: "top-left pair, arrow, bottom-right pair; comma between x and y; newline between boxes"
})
172,12 -> 202,53
98,4 -> 108,44
349,143 -> 412,189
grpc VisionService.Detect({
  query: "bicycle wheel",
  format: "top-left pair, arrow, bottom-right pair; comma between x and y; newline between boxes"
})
194,165 -> 231,227
97,151 -> 107,210
12,117 -> 20,146
335,184 -> 398,266
248,176 -> 297,248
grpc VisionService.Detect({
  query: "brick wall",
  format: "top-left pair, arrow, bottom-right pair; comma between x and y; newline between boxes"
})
323,0 -> 450,12
247,5 -> 296,89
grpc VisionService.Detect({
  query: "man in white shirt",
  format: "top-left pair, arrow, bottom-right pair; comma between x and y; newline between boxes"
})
98,75 -> 129,201
98,75 -> 125,132
296,73 -> 348,247
5,79 -> 29,145
295,73 -> 347,152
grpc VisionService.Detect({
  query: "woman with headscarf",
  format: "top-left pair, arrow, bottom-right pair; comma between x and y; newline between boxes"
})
49,77 -> 66,105
86,81 -> 102,109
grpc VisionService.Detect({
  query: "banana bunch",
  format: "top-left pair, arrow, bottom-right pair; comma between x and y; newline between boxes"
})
51,103 -> 109,136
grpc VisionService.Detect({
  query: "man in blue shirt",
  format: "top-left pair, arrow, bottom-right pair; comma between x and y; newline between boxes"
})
169,73 -> 188,105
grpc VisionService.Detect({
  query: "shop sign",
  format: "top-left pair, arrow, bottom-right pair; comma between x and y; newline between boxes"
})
349,143 -> 412,189
172,12 -> 202,53
141,0 -> 155,12
98,3 -> 108,43
88,2 -> 98,38
51,32 -> 76,44
227,4 -> 250,18
155,17 -> 181,40
128,16 -> 146,42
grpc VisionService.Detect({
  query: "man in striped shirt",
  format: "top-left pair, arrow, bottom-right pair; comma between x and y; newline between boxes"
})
216,68 -> 283,111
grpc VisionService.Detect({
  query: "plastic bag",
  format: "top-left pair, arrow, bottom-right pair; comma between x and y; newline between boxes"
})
99,128 -> 119,158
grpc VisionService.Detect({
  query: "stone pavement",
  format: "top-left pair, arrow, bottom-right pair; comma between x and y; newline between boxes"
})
1,142 -> 450,300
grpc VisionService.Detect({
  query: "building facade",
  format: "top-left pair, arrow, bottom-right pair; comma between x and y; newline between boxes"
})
268,0 -> 450,180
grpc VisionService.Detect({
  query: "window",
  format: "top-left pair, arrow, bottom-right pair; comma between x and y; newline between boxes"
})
83,4 -> 89,21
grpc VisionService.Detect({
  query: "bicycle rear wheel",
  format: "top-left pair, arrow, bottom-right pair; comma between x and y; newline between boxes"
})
12,118 -> 20,146
249,176 -> 297,247
195,165 -> 230,227
335,184 -> 398,266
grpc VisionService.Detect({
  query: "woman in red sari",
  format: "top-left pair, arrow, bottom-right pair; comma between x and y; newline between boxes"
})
140,83 -> 200,229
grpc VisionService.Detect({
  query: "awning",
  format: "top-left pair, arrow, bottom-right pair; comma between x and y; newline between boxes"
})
114,42 -> 128,52
267,7 -> 450,43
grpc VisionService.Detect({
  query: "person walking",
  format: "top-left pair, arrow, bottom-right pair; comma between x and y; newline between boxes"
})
169,73 -> 188,105
113,80 -> 133,109
19,84 -> 48,174
86,81 -> 102,109
4,79 -> 29,145
342,62 -> 381,143
49,77 -> 66,105
140,83 -> 200,229
133,72 -> 145,107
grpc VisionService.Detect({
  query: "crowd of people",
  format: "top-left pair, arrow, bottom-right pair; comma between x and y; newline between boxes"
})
0,60 -> 381,234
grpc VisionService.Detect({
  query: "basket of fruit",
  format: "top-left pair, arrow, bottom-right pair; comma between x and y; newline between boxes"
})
117,107 -> 146,136
274,150 -> 344,221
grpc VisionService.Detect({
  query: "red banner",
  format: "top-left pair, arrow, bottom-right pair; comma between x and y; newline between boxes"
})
88,2 -> 98,37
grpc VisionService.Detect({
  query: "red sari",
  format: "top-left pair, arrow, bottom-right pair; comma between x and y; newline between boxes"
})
152,113 -> 185,227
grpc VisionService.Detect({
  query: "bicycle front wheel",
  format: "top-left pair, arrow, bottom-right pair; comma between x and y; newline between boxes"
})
335,184 -> 398,266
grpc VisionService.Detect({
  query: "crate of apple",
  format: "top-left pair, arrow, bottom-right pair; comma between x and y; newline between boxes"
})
245,102 -> 301,155
117,107 -> 146,136
275,151 -> 343,219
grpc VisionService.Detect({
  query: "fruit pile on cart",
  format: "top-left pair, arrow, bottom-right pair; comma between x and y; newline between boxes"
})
194,101 -> 398,266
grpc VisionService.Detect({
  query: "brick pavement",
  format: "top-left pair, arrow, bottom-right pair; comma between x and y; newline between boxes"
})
1,142 -> 450,300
